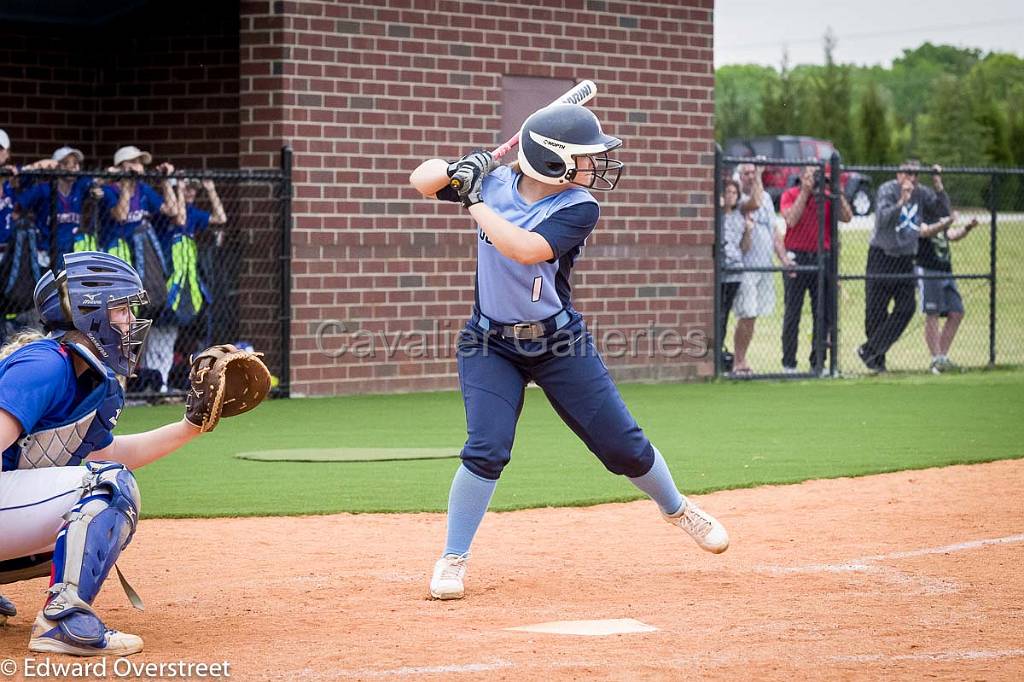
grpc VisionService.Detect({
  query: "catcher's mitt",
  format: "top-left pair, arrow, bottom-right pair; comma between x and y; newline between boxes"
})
185,344 -> 272,432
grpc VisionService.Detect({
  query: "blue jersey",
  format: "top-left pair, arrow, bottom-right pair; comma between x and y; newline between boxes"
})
0,340 -> 123,471
457,165 -> 599,322
157,204 -> 210,256
180,204 -> 211,238
18,177 -> 94,255
100,183 -> 164,247
0,181 -> 15,244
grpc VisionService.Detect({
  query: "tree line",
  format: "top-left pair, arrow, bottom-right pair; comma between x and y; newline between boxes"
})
716,37 -> 1024,169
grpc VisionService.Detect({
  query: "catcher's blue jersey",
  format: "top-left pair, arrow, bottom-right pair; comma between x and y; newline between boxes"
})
0,340 -> 122,472
473,165 -> 599,322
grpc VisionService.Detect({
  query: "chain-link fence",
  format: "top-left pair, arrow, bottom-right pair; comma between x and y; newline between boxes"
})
715,148 -> 1024,378
715,152 -> 834,378
0,149 -> 291,398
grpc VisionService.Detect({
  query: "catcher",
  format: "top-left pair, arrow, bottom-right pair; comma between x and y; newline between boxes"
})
0,251 -> 270,656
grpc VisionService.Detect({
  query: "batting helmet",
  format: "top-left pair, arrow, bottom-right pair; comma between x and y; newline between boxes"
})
517,103 -> 623,190
33,252 -> 152,377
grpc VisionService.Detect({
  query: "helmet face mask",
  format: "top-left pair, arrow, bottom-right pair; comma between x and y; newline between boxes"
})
33,252 -> 153,377
566,152 -> 623,191
518,103 -> 624,191
99,292 -> 152,377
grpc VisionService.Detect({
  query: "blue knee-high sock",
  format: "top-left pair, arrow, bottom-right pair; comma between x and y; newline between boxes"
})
627,446 -> 684,515
443,464 -> 498,557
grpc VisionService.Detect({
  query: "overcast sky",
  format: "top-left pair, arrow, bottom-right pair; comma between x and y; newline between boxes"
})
715,0 -> 1024,69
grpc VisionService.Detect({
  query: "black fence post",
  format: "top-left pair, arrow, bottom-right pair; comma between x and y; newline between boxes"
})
279,145 -> 293,397
713,144 -> 723,377
988,172 -> 998,367
48,177 -> 59,273
812,160 -> 826,375
828,151 -> 841,378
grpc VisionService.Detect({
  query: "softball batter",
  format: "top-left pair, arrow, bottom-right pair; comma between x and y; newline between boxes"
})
0,252 -> 203,655
410,103 -> 729,600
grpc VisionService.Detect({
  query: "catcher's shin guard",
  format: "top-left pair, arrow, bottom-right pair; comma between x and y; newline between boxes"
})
40,461 -> 141,648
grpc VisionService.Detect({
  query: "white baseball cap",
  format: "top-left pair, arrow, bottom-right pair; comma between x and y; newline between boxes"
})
52,146 -> 84,163
0,129 -> 9,150
113,145 -> 152,166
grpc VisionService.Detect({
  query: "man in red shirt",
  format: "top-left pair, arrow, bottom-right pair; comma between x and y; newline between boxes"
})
777,166 -> 852,373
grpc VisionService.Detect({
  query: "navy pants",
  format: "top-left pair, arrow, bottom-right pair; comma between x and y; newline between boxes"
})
864,246 -> 916,362
456,318 -> 655,481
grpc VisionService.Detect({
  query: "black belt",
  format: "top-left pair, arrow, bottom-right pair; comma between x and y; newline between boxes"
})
473,309 -> 572,340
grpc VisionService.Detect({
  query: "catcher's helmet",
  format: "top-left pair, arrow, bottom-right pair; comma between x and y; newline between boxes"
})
34,252 -> 152,377
517,103 -> 623,190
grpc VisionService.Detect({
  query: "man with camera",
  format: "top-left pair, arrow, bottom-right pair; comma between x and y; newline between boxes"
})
859,160 -> 949,372
778,165 -> 852,374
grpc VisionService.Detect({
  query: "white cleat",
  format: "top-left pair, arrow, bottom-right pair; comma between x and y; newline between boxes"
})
664,499 -> 730,554
430,553 -> 469,600
28,612 -> 143,657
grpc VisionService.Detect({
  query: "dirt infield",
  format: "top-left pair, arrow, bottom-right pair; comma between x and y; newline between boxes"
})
2,459 -> 1022,680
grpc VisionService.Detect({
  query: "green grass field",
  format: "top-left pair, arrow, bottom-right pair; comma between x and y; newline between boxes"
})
125,369 -> 1024,518
724,213 -> 1024,374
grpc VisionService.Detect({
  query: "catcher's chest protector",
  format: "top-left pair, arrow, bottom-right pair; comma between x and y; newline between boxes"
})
14,343 -> 124,470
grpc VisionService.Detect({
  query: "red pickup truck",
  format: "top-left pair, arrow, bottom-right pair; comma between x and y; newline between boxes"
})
724,136 -> 874,216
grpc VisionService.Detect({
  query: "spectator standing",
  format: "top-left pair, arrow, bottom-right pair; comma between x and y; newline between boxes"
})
99,146 -> 177,261
778,165 -> 852,373
100,146 -> 177,390
154,178 -> 227,390
718,179 -> 746,372
859,161 -> 950,372
916,176 -> 978,373
16,147 -> 93,270
0,131 -> 16,252
0,131 -> 58,343
732,162 -> 778,375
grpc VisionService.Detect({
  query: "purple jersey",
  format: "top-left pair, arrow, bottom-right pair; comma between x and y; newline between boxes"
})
18,177 -> 93,254
100,183 -> 164,247
0,182 -> 15,243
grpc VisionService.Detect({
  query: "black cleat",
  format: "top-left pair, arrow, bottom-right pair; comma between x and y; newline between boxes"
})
857,344 -> 886,373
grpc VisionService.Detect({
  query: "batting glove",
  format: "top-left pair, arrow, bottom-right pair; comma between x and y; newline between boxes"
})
449,150 -> 497,194
459,172 -> 484,208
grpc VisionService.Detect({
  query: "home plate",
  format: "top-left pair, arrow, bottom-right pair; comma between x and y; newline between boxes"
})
504,618 -> 658,636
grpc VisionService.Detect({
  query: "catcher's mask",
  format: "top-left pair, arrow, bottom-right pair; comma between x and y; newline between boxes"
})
33,252 -> 153,377
518,103 -> 624,190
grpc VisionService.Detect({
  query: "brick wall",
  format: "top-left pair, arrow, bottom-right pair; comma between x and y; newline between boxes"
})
2,0 -> 716,397
97,4 -> 242,169
241,0 -> 716,396
0,1 -> 240,169
0,22 -> 98,162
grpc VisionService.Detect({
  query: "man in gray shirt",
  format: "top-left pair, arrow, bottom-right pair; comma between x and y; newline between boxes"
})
858,160 -> 950,372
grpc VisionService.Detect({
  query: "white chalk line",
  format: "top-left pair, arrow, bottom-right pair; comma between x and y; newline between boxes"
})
758,533 -> 1024,575
831,648 -> 1024,663
858,533 -> 1024,563
755,533 -> 1024,594
324,660 -> 513,678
